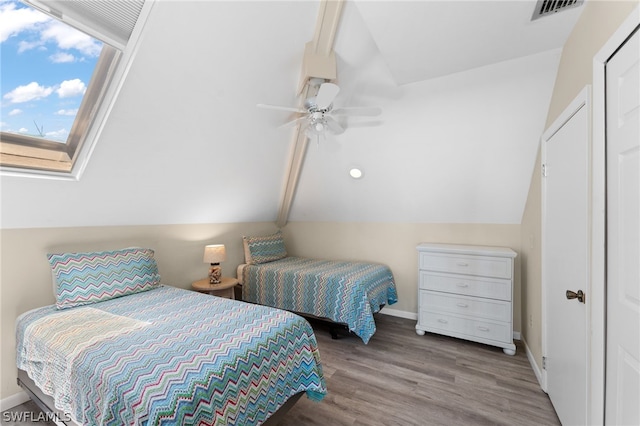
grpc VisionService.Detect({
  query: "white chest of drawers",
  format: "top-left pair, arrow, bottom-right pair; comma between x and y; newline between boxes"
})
415,243 -> 517,355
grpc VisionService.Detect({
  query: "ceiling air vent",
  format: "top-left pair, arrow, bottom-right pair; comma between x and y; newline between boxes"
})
531,0 -> 584,21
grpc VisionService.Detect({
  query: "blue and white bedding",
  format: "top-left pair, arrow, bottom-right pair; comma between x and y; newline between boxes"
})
16,286 -> 326,425
241,257 -> 398,344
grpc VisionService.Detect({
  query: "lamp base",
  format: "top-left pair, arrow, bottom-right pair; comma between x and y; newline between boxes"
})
208,264 -> 222,284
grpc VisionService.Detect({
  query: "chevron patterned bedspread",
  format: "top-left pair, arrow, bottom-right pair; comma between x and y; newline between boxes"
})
16,286 -> 326,425
242,257 -> 398,344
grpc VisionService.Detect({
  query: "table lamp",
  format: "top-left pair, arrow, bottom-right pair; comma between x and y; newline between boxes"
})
203,244 -> 227,284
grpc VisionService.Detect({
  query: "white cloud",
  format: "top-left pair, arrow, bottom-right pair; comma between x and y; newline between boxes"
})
41,20 -> 101,57
0,1 -> 50,43
3,81 -> 53,103
56,79 -> 86,98
50,51 -> 75,63
2,2 -> 101,57
8,108 -> 22,116
18,127 -> 28,133
55,108 -> 78,116
17,38 -> 42,53
45,128 -> 68,141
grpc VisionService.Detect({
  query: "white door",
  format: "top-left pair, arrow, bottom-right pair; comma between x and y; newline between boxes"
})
542,93 -> 589,426
605,27 -> 640,425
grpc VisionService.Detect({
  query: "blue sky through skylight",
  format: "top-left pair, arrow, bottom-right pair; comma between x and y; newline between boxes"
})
0,0 -> 101,142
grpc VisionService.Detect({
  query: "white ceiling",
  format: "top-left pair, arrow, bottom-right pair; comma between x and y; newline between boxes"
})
0,0 -> 584,229
353,0 -> 583,84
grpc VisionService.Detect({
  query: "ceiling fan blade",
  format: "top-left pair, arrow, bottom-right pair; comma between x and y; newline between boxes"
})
325,116 -> 345,135
279,115 -> 308,129
257,103 -> 307,114
342,120 -> 383,129
331,106 -> 382,117
315,83 -> 340,110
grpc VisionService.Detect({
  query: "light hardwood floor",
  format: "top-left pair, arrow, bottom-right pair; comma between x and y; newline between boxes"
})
1,315 -> 559,426
280,314 -> 560,426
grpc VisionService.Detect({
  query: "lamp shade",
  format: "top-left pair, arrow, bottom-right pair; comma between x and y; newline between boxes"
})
203,244 -> 227,264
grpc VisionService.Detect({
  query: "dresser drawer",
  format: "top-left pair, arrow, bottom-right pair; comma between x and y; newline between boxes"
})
420,290 -> 511,322
419,252 -> 512,279
419,311 -> 511,344
419,271 -> 512,301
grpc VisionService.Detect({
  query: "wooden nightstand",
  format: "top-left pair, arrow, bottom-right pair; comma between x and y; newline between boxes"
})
192,276 -> 239,299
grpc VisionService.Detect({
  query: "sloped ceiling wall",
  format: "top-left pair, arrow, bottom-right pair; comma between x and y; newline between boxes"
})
290,49 -> 560,223
1,1 -> 319,228
0,1 -> 563,229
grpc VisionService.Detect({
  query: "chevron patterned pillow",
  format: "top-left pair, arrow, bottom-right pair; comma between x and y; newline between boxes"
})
48,247 -> 161,310
243,231 -> 287,264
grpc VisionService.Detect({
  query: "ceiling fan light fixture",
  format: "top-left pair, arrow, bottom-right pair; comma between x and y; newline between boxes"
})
257,81 -> 380,139
306,114 -> 327,135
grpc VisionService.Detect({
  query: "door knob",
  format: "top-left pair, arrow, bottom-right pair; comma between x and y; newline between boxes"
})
566,289 -> 586,303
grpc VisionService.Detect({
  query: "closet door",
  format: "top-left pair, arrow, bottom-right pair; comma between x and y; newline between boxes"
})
605,27 -> 640,426
542,90 -> 589,426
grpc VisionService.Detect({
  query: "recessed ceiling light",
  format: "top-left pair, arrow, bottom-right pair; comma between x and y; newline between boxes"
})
349,168 -> 363,179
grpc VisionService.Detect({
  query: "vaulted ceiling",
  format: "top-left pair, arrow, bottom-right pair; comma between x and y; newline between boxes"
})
354,0 -> 583,84
0,0 -> 584,229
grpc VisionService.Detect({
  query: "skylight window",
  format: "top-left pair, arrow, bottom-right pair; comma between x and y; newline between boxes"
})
0,0 -> 149,178
1,1 -> 100,141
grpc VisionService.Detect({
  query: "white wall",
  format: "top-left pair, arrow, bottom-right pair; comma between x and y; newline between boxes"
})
0,1 -> 560,230
0,1 -> 319,229
290,49 -> 562,223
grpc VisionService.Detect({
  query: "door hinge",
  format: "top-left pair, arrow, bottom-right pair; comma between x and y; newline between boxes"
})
542,164 -> 548,177
542,356 -> 547,370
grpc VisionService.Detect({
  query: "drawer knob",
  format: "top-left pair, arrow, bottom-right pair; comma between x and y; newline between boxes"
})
438,319 -> 448,324
477,326 -> 490,332
456,303 -> 469,308
456,282 -> 469,288
456,262 -> 469,267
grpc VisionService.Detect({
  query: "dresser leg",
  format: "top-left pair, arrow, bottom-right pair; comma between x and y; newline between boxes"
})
415,328 -> 425,336
503,348 -> 516,356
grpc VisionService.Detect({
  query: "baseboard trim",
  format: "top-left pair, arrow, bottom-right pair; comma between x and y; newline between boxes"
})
379,307 -> 417,320
0,391 -> 29,412
513,331 -> 521,340
522,336 -> 545,391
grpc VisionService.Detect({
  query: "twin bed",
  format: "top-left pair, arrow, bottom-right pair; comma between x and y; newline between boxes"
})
239,257 -> 397,344
238,232 -> 398,344
16,235 -> 397,425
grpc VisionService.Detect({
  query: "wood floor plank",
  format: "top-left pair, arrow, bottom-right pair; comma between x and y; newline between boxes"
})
279,314 -> 560,426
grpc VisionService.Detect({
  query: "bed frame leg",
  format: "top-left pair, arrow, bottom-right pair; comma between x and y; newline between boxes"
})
329,327 -> 339,339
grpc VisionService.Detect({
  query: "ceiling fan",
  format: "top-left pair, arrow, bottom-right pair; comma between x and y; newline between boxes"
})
257,78 -> 381,141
